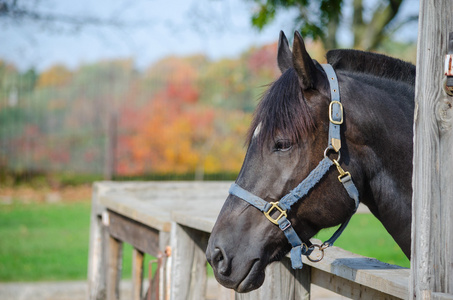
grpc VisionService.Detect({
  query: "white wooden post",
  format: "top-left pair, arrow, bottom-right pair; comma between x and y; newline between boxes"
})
87,183 -> 109,300
411,0 -> 453,298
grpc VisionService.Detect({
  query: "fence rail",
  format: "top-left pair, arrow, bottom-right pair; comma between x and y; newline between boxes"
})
88,181 -> 409,300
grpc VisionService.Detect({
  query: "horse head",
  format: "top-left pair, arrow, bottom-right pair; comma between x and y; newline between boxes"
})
206,31 -> 363,293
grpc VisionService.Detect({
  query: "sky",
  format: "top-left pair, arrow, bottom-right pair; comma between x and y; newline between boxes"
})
0,0 -> 419,72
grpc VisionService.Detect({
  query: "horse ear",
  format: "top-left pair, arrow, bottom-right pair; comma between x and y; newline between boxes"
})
292,31 -> 317,90
277,31 -> 292,73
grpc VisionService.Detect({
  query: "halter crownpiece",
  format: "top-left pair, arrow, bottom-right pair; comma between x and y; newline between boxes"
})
229,64 -> 360,269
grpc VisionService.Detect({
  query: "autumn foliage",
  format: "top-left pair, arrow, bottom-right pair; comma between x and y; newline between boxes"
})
0,42 -> 285,178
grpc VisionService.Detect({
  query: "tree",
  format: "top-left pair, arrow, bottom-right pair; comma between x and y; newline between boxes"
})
37,65 -> 72,88
0,0 -> 152,33
250,0 -> 417,50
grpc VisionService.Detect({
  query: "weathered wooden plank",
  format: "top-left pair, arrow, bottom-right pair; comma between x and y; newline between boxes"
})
87,182 -> 111,300
106,235 -> 123,300
311,268 -> 400,299
172,211 -> 220,233
101,196 -> 172,232
170,222 -> 210,300
91,182 -> 228,300
211,282 -> 235,300
293,263 -> 311,300
303,245 -> 409,299
412,0 -> 453,298
132,248 -> 144,300
160,234 -> 171,300
432,293 -> 453,300
173,208 -> 409,299
107,210 -> 161,255
91,181 -> 408,299
98,181 -> 229,232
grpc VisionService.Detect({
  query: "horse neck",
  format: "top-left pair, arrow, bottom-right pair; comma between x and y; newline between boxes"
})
342,73 -> 414,258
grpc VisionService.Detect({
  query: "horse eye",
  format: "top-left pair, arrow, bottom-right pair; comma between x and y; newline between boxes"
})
274,140 -> 292,152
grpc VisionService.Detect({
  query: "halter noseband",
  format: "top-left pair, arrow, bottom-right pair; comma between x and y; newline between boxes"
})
229,64 -> 360,269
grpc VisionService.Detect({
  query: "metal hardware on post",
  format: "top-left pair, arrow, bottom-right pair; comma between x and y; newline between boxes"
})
444,32 -> 453,96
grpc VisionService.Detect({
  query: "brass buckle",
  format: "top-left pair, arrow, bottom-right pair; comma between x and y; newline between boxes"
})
329,101 -> 343,125
264,202 -> 287,225
333,159 -> 351,182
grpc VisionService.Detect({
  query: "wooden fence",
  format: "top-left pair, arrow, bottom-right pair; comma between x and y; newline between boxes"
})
87,181 -> 409,300
411,0 -> 453,298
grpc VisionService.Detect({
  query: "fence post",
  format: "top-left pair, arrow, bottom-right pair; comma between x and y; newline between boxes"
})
411,0 -> 453,298
170,222 -> 209,300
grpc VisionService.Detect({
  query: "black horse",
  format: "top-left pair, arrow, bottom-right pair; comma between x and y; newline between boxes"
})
206,31 -> 415,293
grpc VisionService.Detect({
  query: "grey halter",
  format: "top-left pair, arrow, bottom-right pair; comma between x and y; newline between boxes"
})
229,64 -> 360,269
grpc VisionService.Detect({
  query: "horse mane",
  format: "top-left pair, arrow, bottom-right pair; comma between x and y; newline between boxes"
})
326,49 -> 416,86
247,49 -> 415,147
247,68 -> 314,147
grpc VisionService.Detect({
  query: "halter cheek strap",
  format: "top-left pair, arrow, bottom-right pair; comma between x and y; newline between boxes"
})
229,64 -> 360,269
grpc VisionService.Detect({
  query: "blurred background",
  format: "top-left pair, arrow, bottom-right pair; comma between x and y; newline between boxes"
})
0,0 -> 417,294
0,0 -> 418,185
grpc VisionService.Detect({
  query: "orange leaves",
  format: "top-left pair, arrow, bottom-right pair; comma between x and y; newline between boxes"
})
3,43 -> 277,178
36,65 -> 72,88
114,50 -> 276,177
247,42 -> 280,78
118,94 -> 217,175
117,72 -> 252,176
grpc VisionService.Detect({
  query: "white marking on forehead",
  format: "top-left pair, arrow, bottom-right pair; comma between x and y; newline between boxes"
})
253,122 -> 262,138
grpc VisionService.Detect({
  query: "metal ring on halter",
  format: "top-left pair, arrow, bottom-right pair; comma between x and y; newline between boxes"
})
306,244 -> 325,262
324,146 -> 341,162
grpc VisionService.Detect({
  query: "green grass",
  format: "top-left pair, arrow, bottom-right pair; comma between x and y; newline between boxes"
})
316,214 -> 410,268
0,201 -> 409,282
0,201 -> 155,281
0,202 -> 92,281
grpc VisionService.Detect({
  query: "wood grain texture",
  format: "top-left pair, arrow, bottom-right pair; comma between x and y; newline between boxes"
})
98,181 -> 229,231
89,181 -> 411,299
411,0 -> 453,298
87,182 -> 110,300
311,268 -> 400,300
107,210 -> 160,255
106,236 -> 123,300
172,206 -> 409,299
132,248 -> 144,300
89,181 -> 228,300
170,223 -> 210,300
302,244 -> 409,299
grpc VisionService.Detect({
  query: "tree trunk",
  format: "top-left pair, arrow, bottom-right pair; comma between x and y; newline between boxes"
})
323,14 -> 339,50
352,0 -> 403,50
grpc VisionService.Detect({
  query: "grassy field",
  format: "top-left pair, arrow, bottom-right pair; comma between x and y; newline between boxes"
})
0,199 -> 409,282
316,214 -> 410,267
0,201 -> 154,281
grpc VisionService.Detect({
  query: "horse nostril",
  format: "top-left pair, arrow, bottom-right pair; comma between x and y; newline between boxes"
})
211,247 -> 231,276
215,249 -> 224,262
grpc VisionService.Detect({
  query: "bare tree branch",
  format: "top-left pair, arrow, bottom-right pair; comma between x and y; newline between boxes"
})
0,0 -> 153,32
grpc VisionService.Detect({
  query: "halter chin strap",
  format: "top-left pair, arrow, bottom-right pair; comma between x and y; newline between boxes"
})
229,64 -> 360,269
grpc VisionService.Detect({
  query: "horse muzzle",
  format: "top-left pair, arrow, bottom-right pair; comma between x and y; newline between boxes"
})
206,241 -> 265,293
